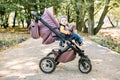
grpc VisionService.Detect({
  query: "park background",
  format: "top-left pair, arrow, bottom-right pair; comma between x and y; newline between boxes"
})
0,0 -> 120,53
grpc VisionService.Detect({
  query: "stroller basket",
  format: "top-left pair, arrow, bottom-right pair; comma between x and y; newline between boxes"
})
51,49 -> 76,63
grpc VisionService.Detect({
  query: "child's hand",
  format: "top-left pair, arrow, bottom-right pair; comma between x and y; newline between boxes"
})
67,31 -> 71,35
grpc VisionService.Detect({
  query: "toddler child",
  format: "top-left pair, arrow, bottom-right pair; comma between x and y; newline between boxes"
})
59,16 -> 83,47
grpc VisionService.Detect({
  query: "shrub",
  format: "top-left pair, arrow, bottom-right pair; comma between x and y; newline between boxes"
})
90,36 -> 120,53
0,37 -> 28,51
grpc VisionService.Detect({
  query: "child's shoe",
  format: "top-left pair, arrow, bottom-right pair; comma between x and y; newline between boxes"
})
75,40 -> 83,46
78,42 -> 83,46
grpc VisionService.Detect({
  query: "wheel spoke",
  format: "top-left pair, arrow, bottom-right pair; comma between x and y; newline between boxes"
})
39,57 -> 56,73
79,58 -> 92,73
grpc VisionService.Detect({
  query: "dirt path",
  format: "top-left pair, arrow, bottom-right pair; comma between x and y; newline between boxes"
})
0,38 -> 120,80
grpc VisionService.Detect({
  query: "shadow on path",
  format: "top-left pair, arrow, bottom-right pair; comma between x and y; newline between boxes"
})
0,38 -> 120,80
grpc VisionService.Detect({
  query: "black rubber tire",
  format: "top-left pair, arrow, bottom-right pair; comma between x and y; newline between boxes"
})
47,52 -> 54,57
39,57 -> 56,73
47,52 -> 60,65
78,58 -> 92,74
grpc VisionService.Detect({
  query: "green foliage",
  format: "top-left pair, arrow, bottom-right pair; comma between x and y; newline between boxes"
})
0,35 -> 28,50
108,0 -> 120,26
0,0 -> 63,27
1,39 -> 16,48
0,0 -> 120,34
0,27 -> 30,50
90,36 -> 120,53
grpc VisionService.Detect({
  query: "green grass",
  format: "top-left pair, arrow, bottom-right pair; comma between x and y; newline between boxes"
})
0,37 -> 27,48
90,35 -> 120,53
0,27 -> 30,51
0,27 -> 29,34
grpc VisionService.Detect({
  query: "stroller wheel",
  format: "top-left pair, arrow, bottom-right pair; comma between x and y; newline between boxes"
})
47,52 -> 60,65
47,52 -> 54,58
78,58 -> 92,73
39,57 -> 56,73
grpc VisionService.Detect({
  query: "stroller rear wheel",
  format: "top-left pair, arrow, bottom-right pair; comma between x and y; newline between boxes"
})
39,57 -> 56,73
47,52 -> 54,57
78,57 -> 92,73
47,52 -> 60,65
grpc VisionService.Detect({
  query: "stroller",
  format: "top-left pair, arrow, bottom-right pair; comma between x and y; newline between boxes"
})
29,7 -> 92,74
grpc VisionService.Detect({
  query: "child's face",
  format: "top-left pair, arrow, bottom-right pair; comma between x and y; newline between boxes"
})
61,18 -> 68,25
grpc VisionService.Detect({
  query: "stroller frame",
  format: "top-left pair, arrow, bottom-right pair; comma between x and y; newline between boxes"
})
32,12 -> 92,74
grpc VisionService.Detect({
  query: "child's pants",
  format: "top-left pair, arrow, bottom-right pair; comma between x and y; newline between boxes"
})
59,33 -> 83,47
71,33 -> 83,42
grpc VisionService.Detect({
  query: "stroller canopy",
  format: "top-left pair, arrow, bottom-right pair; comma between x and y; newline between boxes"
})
29,7 -> 60,44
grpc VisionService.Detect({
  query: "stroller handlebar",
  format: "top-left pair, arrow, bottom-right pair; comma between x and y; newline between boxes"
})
31,11 -> 41,20
31,11 -> 37,16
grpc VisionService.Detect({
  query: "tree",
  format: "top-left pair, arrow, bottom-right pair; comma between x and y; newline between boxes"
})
108,0 -> 120,27
70,0 -> 86,32
0,1 -> 8,28
69,0 -> 111,35
94,0 -> 110,34
87,0 -> 94,35
0,0 -> 63,28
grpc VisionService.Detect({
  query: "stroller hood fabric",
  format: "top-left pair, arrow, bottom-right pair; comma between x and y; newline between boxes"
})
29,7 -> 59,44
29,20 -> 40,39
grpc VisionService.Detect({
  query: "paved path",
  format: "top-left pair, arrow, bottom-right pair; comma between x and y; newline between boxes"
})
0,38 -> 120,80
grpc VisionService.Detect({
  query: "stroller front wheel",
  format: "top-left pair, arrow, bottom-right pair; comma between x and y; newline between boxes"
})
78,57 -> 92,73
39,57 -> 56,73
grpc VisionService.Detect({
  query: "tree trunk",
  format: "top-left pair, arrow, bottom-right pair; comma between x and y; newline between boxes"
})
76,11 -> 83,32
116,20 -> 118,27
88,0 -> 94,35
76,15 -> 82,31
107,16 -> 115,27
83,23 -> 88,33
26,17 -> 31,28
21,20 -> 24,28
94,0 -> 110,35
12,12 -> 17,27
3,14 -> 9,28
75,0 -> 85,32
3,18 -> 8,28
66,4 -> 70,22
25,9 -> 31,28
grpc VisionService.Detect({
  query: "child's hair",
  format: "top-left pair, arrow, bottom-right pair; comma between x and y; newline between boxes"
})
59,15 -> 68,23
